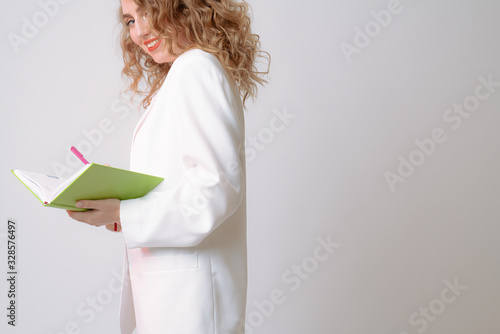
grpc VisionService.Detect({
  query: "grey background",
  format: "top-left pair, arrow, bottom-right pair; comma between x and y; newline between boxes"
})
1,0 -> 499,333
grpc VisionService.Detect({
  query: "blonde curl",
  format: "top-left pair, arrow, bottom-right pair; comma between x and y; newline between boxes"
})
118,0 -> 270,110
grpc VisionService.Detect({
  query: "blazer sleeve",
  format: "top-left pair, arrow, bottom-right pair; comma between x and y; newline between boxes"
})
119,54 -> 245,249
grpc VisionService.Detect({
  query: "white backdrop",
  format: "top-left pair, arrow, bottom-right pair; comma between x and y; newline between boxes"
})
1,0 -> 499,333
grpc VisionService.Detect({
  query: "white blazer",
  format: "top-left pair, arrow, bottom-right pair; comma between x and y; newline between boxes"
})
118,49 -> 247,334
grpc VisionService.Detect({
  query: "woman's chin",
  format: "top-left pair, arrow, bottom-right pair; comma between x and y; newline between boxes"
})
151,53 -> 172,64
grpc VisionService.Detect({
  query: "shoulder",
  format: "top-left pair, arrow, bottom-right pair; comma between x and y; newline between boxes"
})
176,48 -> 220,65
168,49 -> 227,82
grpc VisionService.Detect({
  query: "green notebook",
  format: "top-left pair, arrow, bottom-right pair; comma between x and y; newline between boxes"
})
11,163 -> 164,211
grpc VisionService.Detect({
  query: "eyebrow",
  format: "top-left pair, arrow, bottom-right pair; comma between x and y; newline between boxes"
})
122,6 -> 145,21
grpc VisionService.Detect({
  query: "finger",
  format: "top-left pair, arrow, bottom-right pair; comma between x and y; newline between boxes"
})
105,223 -> 122,232
67,210 -> 94,224
75,200 -> 99,209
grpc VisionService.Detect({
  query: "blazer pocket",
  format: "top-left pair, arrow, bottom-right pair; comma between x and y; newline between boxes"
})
141,247 -> 199,272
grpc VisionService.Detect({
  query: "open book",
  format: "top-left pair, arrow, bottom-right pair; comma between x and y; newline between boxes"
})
11,163 -> 164,211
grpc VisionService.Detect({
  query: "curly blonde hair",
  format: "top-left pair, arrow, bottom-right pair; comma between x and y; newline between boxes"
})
118,0 -> 269,109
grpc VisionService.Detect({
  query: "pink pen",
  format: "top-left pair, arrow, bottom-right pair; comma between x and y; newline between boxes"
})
70,146 -> 117,231
71,146 -> 90,165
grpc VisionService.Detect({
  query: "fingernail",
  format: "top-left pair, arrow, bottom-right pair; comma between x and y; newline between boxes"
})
76,202 -> 83,208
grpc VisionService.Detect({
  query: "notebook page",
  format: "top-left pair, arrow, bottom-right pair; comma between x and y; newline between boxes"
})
51,164 -> 91,199
13,170 -> 67,203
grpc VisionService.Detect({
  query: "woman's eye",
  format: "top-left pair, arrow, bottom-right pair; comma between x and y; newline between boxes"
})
126,19 -> 135,27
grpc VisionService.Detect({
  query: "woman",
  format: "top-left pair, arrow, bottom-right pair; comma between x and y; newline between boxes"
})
66,0 -> 269,333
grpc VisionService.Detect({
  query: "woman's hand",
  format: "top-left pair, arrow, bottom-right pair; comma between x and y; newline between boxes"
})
105,222 -> 122,232
66,199 -> 121,228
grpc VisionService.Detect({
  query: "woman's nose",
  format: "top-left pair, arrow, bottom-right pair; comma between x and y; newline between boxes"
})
134,15 -> 150,40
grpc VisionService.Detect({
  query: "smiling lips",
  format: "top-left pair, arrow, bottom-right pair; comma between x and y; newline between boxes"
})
144,38 -> 161,52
